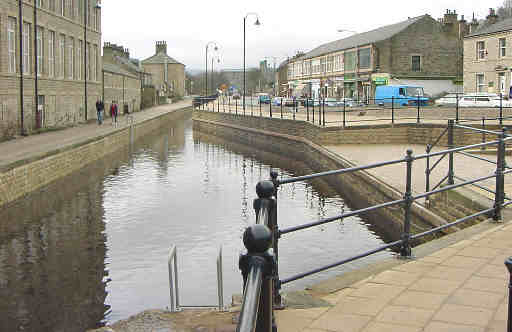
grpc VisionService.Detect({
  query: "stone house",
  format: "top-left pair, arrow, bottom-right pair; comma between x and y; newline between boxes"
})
285,11 -> 468,101
102,42 -> 154,114
463,10 -> 512,95
0,0 -> 102,138
142,41 -> 185,101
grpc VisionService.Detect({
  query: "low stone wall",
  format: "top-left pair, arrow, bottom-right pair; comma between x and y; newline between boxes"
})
0,107 -> 192,209
193,110 -> 504,147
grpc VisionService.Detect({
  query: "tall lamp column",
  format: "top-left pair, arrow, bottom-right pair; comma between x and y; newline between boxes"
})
243,13 -> 261,111
205,41 -> 218,96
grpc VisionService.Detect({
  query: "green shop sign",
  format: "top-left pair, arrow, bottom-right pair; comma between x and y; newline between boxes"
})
373,77 -> 388,85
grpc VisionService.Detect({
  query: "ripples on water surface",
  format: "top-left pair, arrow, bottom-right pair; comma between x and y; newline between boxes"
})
0,115 -> 392,330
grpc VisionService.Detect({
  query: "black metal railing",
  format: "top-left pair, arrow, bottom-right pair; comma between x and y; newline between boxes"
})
194,93 -> 512,127
235,122 -> 511,331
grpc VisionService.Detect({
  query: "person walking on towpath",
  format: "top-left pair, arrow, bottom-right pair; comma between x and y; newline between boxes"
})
96,99 -> 104,125
110,101 -> 118,127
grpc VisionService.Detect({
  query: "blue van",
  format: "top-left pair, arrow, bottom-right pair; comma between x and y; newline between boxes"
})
375,85 -> 429,106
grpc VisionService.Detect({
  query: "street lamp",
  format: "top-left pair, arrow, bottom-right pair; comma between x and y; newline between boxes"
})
211,56 -> 220,94
243,12 -> 261,111
205,41 -> 218,96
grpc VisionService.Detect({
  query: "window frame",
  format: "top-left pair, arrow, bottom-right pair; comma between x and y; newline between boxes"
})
36,26 -> 43,76
8,17 -> 16,74
476,73 -> 485,93
499,38 -> 507,57
59,34 -> 65,78
411,55 -> 421,72
22,22 -> 30,75
68,37 -> 74,79
477,41 -> 486,60
48,31 -> 55,77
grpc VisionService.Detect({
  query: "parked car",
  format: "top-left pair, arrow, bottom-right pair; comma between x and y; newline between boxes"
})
458,93 -> 512,107
338,98 -> 364,107
375,85 -> 429,106
257,93 -> 271,104
324,98 -> 341,107
435,93 -> 462,107
283,97 -> 296,107
301,98 -> 320,107
271,97 -> 282,106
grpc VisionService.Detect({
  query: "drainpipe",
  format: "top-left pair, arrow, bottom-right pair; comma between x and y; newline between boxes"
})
84,0 -> 88,121
19,0 -> 25,135
34,0 -> 38,127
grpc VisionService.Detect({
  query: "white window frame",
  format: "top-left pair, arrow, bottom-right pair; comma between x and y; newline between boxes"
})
61,0 -> 65,16
68,37 -> 74,79
500,38 -> 507,58
22,22 -> 30,74
477,41 -> 486,60
37,26 -> 43,76
8,17 -> 16,74
476,73 -> 485,93
86,42 -> 91,80
59,34 -> 65,78
77,40 -> 82,80
48,31 -> 55,77
37,0 -> 43,8
326,56 -> 333,72
411,55 -> 421,72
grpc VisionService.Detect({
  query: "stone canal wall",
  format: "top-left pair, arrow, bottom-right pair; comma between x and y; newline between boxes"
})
193,110 -> 504,147
0,107 -> 192,209
192,114 -> 447,241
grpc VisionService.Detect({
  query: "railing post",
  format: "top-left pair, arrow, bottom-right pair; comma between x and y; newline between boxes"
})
482,117 -> 486,150
322,99 -> 326,127
280,98 -> 283,119
312,99 -> 315,123
448,119 -> 455,185
236,99 -> 238,115
494,127 -> 507,222
223,96 -> 225,112
238,225 -> 275,332
500,93 -> 504,126
391,96 -> 395,125
319,98 -> 322,126
293,100 -> 296,120
265,100 -> 267,118
505,257 -> 512,332
251,97 -> 254,116
269,170 -> 283,308
417,95 -> 420,124
229,97 -> 231,113
425,144 -> 431,204
306,99 -> 309,122
343,98 -> 346,128
400,149 -> 414,258
455,94 -> 459,123
218,98 -> 220,112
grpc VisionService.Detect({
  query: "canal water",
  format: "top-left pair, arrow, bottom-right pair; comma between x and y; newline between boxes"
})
0,113 -> 393,331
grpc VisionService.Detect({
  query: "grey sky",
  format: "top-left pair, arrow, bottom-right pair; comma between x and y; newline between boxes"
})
102,0 -> 503,72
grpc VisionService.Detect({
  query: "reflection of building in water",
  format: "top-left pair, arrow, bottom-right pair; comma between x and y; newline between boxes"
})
0,153 -> 117,331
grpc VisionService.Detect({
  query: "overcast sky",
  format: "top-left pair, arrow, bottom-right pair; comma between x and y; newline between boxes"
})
102,0 -> 503,72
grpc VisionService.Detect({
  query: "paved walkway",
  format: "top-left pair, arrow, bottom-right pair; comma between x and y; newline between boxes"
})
0,100 -> 191,170
275,220 -> 511,332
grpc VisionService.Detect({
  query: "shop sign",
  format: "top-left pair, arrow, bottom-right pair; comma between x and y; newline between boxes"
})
372,73 -> 390,85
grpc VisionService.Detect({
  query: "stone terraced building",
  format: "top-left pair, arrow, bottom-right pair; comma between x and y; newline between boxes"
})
0,0 -> 102,138
284,11 -> 470,102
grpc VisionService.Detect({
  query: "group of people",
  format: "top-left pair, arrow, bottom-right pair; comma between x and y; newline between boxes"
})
95,99 -> 119,126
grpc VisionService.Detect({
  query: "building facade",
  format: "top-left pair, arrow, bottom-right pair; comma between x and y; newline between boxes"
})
463,11 -> 512,95
141,41 -> 185,100
102,42 -> 154,114
0,0 -> 102,139
285,12 -> 467,102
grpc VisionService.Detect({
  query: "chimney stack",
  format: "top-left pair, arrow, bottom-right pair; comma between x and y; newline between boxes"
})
486,8 -> 498,26
156,41 -> 167,55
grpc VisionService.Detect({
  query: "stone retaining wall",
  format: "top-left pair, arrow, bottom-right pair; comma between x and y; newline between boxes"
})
0,107 -> 192,209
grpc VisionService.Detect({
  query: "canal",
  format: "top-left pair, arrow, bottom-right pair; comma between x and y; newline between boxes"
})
0,113 -> 393,331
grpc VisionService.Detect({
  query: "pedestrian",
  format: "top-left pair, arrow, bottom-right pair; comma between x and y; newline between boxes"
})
110,101 -> 118,126
96,99 -> 104,125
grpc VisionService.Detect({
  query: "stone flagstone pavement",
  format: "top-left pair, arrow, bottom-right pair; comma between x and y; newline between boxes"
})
275,221 -> 512,332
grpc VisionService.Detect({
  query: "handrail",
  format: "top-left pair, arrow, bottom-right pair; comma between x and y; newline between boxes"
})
456,150 -> 497,165
454,123 -> 502,136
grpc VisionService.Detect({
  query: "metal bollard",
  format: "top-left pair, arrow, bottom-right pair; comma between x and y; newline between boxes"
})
400,149 -> 413,258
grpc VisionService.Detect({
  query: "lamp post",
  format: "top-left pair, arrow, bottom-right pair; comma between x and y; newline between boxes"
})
243,13 -> 261,111
211,56 -> 220,94
205,41 -> 218,96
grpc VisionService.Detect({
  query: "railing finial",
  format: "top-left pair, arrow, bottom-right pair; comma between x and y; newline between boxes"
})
243,224 -> 272,253
256,180 -> 275,199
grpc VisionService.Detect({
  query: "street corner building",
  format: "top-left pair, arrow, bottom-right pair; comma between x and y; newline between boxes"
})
463,9 -> 512,95
0,0 -> 102,139
280,10 -> 472,102
141,41 -> 185,103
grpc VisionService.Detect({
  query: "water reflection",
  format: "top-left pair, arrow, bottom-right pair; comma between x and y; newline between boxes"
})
0,114 -> 392,329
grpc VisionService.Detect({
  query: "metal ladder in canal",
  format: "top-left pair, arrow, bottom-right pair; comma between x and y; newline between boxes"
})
168,245 -> 226,312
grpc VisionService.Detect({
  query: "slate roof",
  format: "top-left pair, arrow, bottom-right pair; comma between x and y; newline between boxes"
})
301,15 -> 428,60
142,52 -> 183,65
466,17 -> 512,38
103,62 -> 137,78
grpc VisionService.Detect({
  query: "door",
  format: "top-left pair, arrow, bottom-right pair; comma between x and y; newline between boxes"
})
499,72 -> 506,96
36,95 -> 45,129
